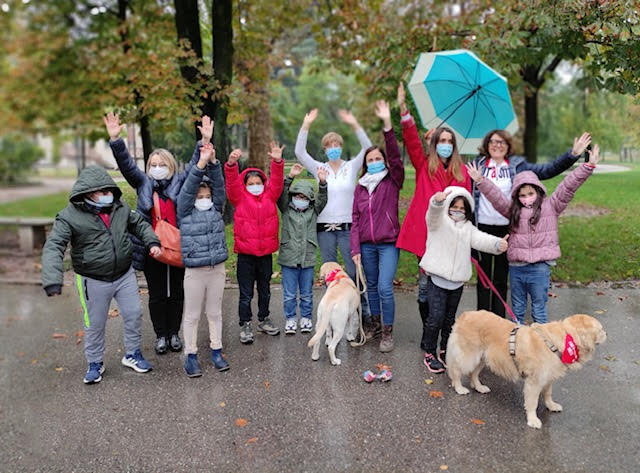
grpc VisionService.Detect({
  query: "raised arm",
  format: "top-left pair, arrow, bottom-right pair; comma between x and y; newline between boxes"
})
522,132 -> 590,180
104,113 -> 147,189
177,165 -> 206,223
314,168 -> 328,214
265,141 -> 285,202
339,109 -> 372,169
224,149 -> 244,206
377,100 -> 404,189
426,191 -> 449,232
41,214 -> 72,294
295,109 -> 321,177
550,146 -> 598,215
398,82 -> 428,172
208,162 -> 225,213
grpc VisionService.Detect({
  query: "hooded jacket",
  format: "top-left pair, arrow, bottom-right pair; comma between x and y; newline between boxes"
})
476,163 -> 594,263
419,186 -> 504,282
42,166 -> 159,291
108,138 -> 200,269
277,177 -> 327,268
176,161 -> 228,268
224,158 -> 284,256
350,128 -> 405,256
396,114 -> 471,258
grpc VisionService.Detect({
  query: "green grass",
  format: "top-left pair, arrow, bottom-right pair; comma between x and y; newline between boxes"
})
1,163 -> 637,283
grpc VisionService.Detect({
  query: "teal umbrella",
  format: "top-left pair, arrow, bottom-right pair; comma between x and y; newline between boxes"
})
408,49 -> 518,154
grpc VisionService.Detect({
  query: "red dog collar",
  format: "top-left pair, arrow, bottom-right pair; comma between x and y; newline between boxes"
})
325,268 -> 346,284
561,334 -> 580,364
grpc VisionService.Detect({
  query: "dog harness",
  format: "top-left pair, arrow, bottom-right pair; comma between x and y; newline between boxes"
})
532,325 -> 563,361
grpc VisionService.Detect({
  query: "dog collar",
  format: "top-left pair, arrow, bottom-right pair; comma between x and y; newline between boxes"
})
533,326 -> 578,364
325,268 -> 348,287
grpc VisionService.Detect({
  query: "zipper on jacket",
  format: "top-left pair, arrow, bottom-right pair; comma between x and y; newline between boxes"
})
84,278 -> 90,301
97,213 -> 118,279
368,195 -> 376,243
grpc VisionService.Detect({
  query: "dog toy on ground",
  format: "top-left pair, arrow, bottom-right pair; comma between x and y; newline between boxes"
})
363,368 -> 393,383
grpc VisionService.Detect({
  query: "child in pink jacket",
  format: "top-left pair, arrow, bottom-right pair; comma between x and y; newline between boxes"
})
466,145 -> 600,323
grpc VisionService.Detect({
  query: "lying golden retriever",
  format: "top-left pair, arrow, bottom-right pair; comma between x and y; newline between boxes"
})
308,262 -> 360,365
446,310 -> 606,428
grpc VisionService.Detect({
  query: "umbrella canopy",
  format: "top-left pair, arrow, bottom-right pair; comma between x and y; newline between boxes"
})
408,49 -> 518,155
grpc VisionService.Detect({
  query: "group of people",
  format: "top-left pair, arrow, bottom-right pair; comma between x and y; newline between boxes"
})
41,83 -> 598,384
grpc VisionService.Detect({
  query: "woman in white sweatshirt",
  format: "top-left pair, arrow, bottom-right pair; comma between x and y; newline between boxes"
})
419,186 -> 508,373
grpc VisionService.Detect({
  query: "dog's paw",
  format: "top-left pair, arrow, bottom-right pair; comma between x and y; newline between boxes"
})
345,334 -> 355,342
546,401 -> 563,412
527,416 -> 542,429
454,386 -> 470,395
311,353 -> 320,361
473,384 -> 491,394
331,358 -> 342,366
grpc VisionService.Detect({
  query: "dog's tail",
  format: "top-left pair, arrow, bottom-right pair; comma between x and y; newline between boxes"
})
308,301 -> 331,348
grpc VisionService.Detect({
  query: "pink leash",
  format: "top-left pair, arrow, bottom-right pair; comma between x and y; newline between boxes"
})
471,257 -> 518,323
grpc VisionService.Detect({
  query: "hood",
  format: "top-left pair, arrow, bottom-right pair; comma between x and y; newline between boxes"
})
288,180 -> 315,201
239,167 -> 268,185
511,171 -> 547,199
442,186 -> 474,212
69,166 -> 122,203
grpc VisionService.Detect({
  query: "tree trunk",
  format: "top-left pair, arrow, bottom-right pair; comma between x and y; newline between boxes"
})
523,88 -> 538,163
247,87 -> 273,171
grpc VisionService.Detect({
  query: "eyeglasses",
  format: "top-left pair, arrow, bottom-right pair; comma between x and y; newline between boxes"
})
489,139 -> 507,147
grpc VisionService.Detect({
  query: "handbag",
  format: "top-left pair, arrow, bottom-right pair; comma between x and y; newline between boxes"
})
151,192 -> 184,267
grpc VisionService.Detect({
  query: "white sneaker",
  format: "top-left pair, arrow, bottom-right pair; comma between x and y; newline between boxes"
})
284,318 -> 297,335
299,317 -> 313,333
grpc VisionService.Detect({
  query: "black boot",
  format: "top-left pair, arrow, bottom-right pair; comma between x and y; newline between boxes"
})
419,300 -> 430,351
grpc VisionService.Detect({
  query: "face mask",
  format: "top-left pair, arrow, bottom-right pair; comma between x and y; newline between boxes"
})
367,161 -> 386,174
194,198 -> 213,211
519,195 -> 537,208
149,165 -> 169,180
326,147 -> 342,161
292,197 -> 310,210
84,196 -> 113,209
247,184 -> 264,196
436,143 -> 453,159
449,210 -> 466,222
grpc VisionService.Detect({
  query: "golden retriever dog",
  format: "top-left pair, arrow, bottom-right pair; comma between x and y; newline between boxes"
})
308,262 -> 360,365
446,310 -> 606,428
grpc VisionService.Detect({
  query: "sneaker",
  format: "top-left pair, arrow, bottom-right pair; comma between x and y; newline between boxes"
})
240,322 -> 254,344
438,349 -> 447,368
299,317 -> 313,333
211,349 -> 230,372
169,334 -> 183,352
423,352 -> 445,374
284,318 -> 297,335
83,362 -> 105,384
184,354 -> 202,378
155,336 -> 168,355
257,317 -> 280,336
121,349 -> 152,373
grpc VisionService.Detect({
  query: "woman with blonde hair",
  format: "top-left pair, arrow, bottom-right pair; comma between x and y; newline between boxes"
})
103,112 -> 206,356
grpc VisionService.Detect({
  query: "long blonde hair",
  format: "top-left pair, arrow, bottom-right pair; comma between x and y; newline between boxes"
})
427,127 -> 464,182
146,148 -> 177,179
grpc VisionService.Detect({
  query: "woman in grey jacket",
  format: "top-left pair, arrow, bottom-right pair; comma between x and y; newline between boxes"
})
177,143 -> 229,377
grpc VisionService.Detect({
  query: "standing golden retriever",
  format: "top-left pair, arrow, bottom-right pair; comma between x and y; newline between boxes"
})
308,262 -> 360,365
446,310 -> 606,428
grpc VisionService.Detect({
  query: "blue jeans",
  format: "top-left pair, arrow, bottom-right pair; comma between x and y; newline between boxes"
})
317,229 -> 370,317
509,262 -> 551,324
281,265 -> 314,320
360,242 -> 399,326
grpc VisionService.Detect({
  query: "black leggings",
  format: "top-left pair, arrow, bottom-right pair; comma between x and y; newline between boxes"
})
143,255 -> 185,338
476,223 -> 509,318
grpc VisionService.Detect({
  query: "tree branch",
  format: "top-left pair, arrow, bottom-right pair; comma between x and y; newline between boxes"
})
538,55 -> 562,84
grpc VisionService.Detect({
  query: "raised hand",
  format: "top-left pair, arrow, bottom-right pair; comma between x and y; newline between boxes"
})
498,234 -> 509,252
571,132 -> 591,158
434,189 -> 452,202
197,115 -> 214,144
103,112 -> 125,140
424,128 -> 435,144
149,246 -> 162,258
198,143 -> 214,168
269,141 -> 285,161
397,82 -> 407,114
317,167 -> 328,184
228,148 -> 242,165
338,109 -> 359,129
302,109 -> 318,130
375,100 -> 392,130
465,162 -> 483,182
289,163 -> 304,178
587,144 -> 600,166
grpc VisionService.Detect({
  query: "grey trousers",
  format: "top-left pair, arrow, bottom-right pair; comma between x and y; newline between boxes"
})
75,267 -> 142,363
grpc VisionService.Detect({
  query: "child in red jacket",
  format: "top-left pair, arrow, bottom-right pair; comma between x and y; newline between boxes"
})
225,142 -> 285,344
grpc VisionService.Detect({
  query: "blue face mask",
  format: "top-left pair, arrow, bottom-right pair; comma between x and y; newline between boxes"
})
367,161 -> 386,174
84,194 -> 113,209
246,184 -> 264,196
436,143 -> 453,159
292,197 -> 310,210
326,147 -> 342,161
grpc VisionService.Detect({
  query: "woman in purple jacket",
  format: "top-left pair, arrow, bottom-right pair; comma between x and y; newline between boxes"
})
351,101 -> 405,352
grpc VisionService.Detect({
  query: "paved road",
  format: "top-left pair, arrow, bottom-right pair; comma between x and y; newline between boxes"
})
1,284 -> 638,472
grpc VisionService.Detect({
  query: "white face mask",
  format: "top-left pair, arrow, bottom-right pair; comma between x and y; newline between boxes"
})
194,198 -> 213,211
149,165 -> 169,180
246,184 -> 264,196
449,210 -> 466,222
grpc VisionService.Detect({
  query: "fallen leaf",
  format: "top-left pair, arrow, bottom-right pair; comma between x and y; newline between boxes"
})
604,355 -> 617,361
618,296 -> 628,302
51,333 -> 68,339
31,359 -> 37,364
471,419 -> 485,425
54,367 -> 63,372
17,352 -> 25,357
246,437 -> 258,444
76,339 -> 82,345
264,380 -> 270,390
375,363 -> 392,371
595,291 -> 605,296
139,288 -> 149,294
548,291 -> 558,298
633,360 -> 640,366
74,330 -> 85,338
429,390 -> 444,398
594,310 -> 606,315
440,466 -> 449,471
219,402 -> 226,407
235,418 -> 248,427
108,308 -> 119,318
424,379 -> 434,385
599,365 -> 610,372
